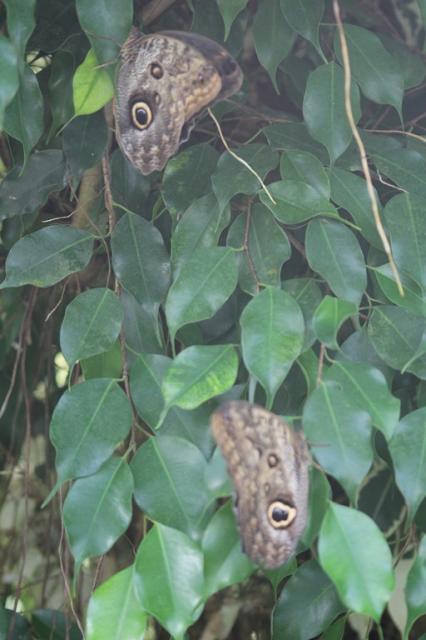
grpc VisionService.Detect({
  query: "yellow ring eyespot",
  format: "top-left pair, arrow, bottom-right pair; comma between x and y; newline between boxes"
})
131,101 -> 153,130
267,501 -> 297,529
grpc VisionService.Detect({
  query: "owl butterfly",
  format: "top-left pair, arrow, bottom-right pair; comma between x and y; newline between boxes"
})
114,28 -> 243,175
211,401 -> 309,570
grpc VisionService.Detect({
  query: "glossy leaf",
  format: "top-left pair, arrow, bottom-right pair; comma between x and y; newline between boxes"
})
134,524 -> 204,640
303,381 -> 373,501
373,264 -> 426,317
280,0 -> 325,57
121,290 -> 164,357
280,150 -> 330,199
111,212 -> 171,307
4,65 -> 44,162
131,434 -> 210,538
202,502 -> 254,598
73,48 -> 114,115
302,466 -> 331,549
0,226 -> 93,289
63,111 -> 108,178
162,345 -> 238,412
272,559 -> 345,640
110,148 -> 150,215
165,247 -> 238,342
50,378 -> 132,488
75,0 -> 132,71
404,537 -> 426,639
162,143 -> 219,216
253,0 -> 294,91
283,278 -> 323,350
227,203 -> 291,295
171,193 -> 230,272
335,25 -> 404,116
241,287 -> 304,407
306,219 -> 367,304
389,408 -> 426,518
0,150 -> 66,221
0,37 -> 19,129
216,0 -> 247,39
130,353 -> 171,429
4,0 -> 36,64
263,122 -> 328,161
211,144 -> 278,211
86,566 -> 147,640
63,457 -> 133,567
60,288 -> 122,366
318,503 -> 394,622
384,193 -> 426,290
260,180 -> 338,224
312,296 -> 358,349
161,403 -> 215,458
325,361 -> 400,441
328,167 -> 382,248
303,62 -> 361,163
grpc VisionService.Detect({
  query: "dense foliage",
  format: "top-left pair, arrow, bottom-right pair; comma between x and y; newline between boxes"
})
1,0 -> 426,638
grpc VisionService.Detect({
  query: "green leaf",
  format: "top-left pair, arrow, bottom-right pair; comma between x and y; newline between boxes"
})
368,306 -> 425,375
4,64 -> 44,163
303,381 -> 373,501
335,25 -> 404,117
110,148 -> 150,216
63,457 -> 133,567
263,122 -> 328,161
280,0 -> 325,58
162,143 -> 219,216
162,345 -> 238,411
202,502 -> 254,598
282,278 -> 323,350
121,290 -> 164,357
86,566 -> 147,640
260,180 -> 338,224
320,616 -> 346,640
0,150 -> 66,221
240,287 -> 304,407
75,0 -> 132,72
60,288 -> 122,366
306,219 -> 366,304
312,296 -> 358,349
302,467 -> 331,549
318,502 -> 394,622
134,523 -> 204,640
373,264 -> 426,317
73,48 -> 114,116
325,361 -> 400,441
303,62 -> 361,163
130,353 -> 171,429
161,403 -> 215,458
404,537 -> 426,639
4,0 -> 36,65
253,0 -> 294,91
172,193 -> 230,272
165,247 -> 238,342
389,408 -> 426,518
131,434 -> 210,538
211,144 -> 278,211
63,111 -> 108,178
0,226 -> 93,289
384,193 -> 426,290
280,150 -> 330,199
81,340 -> 123,380
272,559 -> 345,640
31,610 -> 81,640
328,167 -> 382,248
0,37 -> 19,129
364,134 -> 426,199
48,51 -> 76,135
111,212 -> 171,309
227,203 -> 291,295
216,0 -> 247,39
50,378 -> 132,488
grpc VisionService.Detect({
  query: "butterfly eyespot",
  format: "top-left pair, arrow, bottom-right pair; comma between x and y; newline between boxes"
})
198,73 -> 205,84
131,101 -> 153,130
150,62 -> 163,79
267,453 -> 279,467
267,500 -> 297,529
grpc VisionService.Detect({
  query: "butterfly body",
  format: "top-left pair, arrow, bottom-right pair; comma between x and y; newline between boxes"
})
115,29 -> 242,174
211,401 -> 309,569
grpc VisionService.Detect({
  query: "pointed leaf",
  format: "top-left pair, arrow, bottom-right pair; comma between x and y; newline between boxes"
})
0,37 -> 19,129
216,0 -> 248,39
253,0 -> 294,91
241,287 -> 304,407
280,0 -> 325,57
312,296 -> 358,349
318,503 -> 394,622
0,226 -> 92,289
130,354 -> 171,429
260,180 -> 338,224
283,278 -> 323,350
280,150 -> 330,199
134,524 -> 204,640
73,48 -> 114,116
404,537 -> 426,639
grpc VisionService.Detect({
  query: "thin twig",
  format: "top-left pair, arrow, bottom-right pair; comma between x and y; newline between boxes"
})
207,108 -> 277,205
333,0 -> 404,296
243,199 -> 260,294
316,343 -> 326,387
